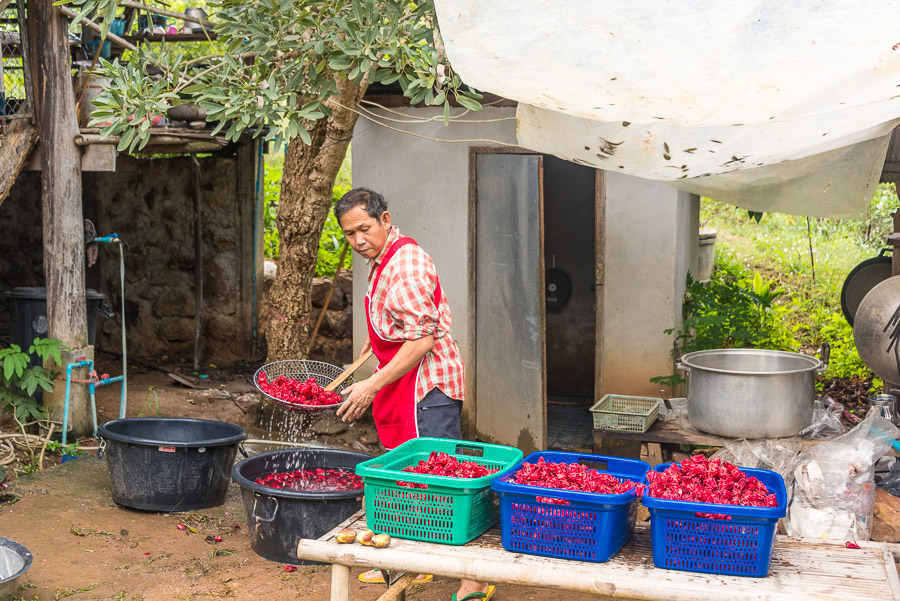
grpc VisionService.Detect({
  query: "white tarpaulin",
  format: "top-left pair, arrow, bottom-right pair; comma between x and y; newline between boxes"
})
434,1 -> 900,217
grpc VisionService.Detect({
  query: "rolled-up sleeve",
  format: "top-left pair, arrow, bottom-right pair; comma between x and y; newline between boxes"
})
382,247 -> 440,340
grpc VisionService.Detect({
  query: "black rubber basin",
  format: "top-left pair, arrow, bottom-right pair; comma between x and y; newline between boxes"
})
99,417 -> 247,512
232,448 -> 371,565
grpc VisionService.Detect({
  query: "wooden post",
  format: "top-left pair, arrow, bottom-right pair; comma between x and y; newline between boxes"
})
31,2 -> 92,436
330,564 -> 351,601
236,138 -> 262,359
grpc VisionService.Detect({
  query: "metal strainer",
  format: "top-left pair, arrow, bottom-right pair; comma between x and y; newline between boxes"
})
253,360 -> 354,413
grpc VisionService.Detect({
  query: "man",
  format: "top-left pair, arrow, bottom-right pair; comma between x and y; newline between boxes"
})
335,187 -> 494,601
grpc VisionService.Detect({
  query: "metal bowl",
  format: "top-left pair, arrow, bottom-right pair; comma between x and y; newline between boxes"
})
0,538 -> 32,601
253,360 -> 353,413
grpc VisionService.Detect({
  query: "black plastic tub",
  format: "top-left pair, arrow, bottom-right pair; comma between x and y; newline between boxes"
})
0,538 -> 32,601
232,448 -> 371,565
99,418 -> 247,512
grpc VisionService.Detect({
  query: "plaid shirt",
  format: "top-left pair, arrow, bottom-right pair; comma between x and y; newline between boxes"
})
367,226 -> 466,403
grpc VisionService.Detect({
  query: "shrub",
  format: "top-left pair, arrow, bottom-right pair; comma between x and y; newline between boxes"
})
651,260 -> 796,387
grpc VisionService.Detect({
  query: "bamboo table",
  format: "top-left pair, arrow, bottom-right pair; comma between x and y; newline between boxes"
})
297,510 -> 900,601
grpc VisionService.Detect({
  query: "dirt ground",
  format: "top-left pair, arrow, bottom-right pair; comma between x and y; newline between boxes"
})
0,354 -> 606,601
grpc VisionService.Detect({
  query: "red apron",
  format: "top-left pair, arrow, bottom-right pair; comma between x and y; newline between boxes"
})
365,236 -> 443,449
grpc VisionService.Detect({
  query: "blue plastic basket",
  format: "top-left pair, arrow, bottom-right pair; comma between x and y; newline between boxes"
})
641,463 -> 788,577
492,452 -> 650,562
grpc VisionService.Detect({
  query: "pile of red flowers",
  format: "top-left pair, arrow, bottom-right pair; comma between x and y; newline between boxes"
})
645,455 -> 778,518
510,457 -> 639,505
257,373 -> 343,407
254,468 -> 363,492
398,451 -> 498,489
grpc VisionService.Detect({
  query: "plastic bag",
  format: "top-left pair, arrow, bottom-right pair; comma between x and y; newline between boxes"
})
659,397 -> 687,423
798,399 -> 845,439
786,412 -> 899,540
877,457 -> 900,496
713,439 -> 801,496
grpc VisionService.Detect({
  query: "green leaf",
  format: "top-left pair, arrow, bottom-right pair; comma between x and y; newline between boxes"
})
297,125 -> 311,145
456,95 -> 483,111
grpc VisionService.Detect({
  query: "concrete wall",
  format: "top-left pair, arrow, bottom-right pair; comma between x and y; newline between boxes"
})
352,105 -> 699,402
351,105 -> 519,378
0,149 -> 264,364
601,172 -> 699,397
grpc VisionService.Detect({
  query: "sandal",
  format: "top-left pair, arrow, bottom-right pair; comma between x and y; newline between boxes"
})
357,568 -> 433,584
451,585 -> 496,601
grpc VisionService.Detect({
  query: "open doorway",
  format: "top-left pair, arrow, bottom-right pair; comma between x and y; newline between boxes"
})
543,156 -> 597,451
470,149 -> 600,454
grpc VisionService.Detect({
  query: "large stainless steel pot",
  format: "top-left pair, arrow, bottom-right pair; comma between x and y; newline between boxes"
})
676,345 -> 829,439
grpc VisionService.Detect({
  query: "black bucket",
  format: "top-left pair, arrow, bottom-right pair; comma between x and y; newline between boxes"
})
99,418 -> 247,512
232,448 -> 371,565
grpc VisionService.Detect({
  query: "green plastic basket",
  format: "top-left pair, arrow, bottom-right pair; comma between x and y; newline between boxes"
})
590,394 -> 661,434
355,437 -> 523,545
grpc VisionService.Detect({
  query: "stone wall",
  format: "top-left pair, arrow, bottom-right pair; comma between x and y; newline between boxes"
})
260,258 -> 353,366
0,151 -> 259,364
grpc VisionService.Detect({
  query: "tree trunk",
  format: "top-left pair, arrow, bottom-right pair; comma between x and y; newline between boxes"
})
31,3 -> 92,436
265,76 -> 368,362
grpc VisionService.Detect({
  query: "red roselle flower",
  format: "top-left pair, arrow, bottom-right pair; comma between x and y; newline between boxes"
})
254,468 -> 363,492
177,524 -> 186,531
645,455 -> 778,519
397,452 -> 498,488
846,541 -> 861,549
284,565 -> 297,572
509,457 -> 639,506
257,373 -> 344,407
214,536 -> 223,543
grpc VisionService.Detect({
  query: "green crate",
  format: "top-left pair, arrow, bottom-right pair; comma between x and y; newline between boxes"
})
590,394 -> 661,434
354,437 -> 523,545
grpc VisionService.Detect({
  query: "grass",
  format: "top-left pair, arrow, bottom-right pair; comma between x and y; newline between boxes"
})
700,182 -> 897,346
263,146 -> 353,276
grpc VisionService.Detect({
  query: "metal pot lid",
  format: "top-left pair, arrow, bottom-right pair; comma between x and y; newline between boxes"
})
680,347 -> 822,375
841,248 -> 892,326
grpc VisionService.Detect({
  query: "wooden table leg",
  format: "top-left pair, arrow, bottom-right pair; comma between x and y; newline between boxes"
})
331,563 -> 351,601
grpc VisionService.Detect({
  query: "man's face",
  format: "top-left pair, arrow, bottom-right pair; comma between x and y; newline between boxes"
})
339,205 -> 391,260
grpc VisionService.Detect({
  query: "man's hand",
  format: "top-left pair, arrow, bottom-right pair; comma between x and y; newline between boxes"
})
336,379 -> 378,422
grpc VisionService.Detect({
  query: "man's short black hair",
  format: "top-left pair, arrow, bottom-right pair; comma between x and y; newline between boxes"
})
335,187 -> 388,222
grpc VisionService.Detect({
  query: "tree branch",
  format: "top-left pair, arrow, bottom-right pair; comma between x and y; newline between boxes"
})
173,62 -> 223,93
121,0 -> 216,31
57,5 -> 137,52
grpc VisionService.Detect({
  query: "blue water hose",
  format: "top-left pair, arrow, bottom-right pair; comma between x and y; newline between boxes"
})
92,233 -> 128,417
62,359 -> 92,446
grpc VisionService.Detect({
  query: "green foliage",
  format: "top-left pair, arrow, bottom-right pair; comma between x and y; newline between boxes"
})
810,311 -> 872,379
698,186 -> 899,381
263,154 -> 283,259
316,153 -> 353,277
46,440 -> 84,458
263,148 -> 353,277
672,263 -> 796,354
145,386 -> 160,416
651,261 -> 795,387
0,339 -> 67,426
59,0 -> 482,151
